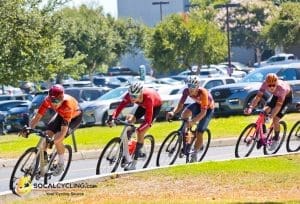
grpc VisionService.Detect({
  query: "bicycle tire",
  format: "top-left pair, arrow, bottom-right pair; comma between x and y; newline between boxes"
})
263,121 -> 287,155
96,137 -> 122,175
197,129 -> 211,162
44,144 -> 72,184
235,123 -> 257,158
286,121 -> 300,152
134,134 -> 155,170
156,131 -> 181,167
9,147 -> 39,194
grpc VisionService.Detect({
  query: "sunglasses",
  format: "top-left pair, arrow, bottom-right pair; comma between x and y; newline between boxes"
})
51,98 -> 62,104
187,83 -> 197,89
129,94 -> 140,99
268,84 -> 276,88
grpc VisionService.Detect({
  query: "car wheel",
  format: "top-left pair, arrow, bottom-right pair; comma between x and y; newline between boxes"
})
101,111 -> 108,126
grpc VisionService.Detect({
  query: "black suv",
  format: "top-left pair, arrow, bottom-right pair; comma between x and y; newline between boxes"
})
210,63 -> 300,116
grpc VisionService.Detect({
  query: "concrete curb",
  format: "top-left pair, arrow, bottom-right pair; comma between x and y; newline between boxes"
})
0,137 -> 237,168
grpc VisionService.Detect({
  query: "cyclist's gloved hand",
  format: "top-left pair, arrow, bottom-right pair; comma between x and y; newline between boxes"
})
166,111 -> 174,121
19,126 -> 31,138
244,107 -> 252,115
106,115 -> 115,127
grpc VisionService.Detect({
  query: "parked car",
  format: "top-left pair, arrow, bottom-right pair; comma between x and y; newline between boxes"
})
62,80 -> 94,88
210,63 -> 300,116
0,94 -> 32,101
254,53 -> 297,68
4,101 -> 31,133
107,66 -> 139,76
219,62 -> 254,73
64,87 -> 110,103
92,76 -> 121,89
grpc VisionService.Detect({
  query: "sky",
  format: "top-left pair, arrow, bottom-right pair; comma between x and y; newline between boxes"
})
66,0 -> 118,18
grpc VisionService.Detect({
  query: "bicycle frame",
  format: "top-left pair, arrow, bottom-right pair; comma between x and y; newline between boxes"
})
254,112 -> 268,145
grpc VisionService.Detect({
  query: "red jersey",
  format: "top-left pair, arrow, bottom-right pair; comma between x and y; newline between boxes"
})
112,88 -> 162,129
179,87 -> 214,110
38,94 -> 81,123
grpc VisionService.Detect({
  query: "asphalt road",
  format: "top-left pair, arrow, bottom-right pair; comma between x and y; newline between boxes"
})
0,142 -> 293,193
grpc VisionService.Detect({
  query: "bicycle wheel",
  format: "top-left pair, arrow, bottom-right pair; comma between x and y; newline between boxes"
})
156,131 -> 181,167
134,134 -> 155,170
286,121 -> 300,152
190,129 -> 211,163
235,123 -> 257,158
96,137 -> 122,175
44,145 -> 72,184
264,121 -> 287,155
9,147 -> 40,195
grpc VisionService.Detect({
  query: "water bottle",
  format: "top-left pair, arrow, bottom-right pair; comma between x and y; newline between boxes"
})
128,139 -> 137,155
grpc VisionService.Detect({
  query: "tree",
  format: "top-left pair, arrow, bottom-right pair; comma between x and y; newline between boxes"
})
263,2 -> 300,50
145,10 -> 227,74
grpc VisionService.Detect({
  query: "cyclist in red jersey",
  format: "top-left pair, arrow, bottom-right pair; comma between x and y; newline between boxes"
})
166,75 -> 215,162
22,84 -> 82,176
108,81 -> 162,170
244,73 -> 293,149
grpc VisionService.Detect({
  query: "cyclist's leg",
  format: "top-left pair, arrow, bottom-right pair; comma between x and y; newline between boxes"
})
194,108 -> 214,151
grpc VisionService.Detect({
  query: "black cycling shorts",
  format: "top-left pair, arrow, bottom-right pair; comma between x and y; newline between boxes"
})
134,105 -> 162,122
266,91 -> 293,118
47,112 -> 83,137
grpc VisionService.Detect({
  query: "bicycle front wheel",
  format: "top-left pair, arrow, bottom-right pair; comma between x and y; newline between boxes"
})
134,134 -> 155,170
96,137 -> 122,175
235,123 -> 257,158
44,144 -> 72,184
264,121 -> 287,155
9,147 -> 39,195
286,121 -> 300,152
156,131 -> 182,167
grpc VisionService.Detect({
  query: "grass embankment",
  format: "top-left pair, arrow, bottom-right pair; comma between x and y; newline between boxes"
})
4,154 -> 300,203
0,113 -> 298,159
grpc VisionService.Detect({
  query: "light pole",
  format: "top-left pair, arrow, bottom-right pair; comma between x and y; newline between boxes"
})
152,1 -> 170,21
214,3 -> 240,76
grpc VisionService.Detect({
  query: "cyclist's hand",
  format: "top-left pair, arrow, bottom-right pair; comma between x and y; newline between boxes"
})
244,107 -> 252,115
166,111 -> 174,121
19,126 -> 31,138
125,114 -> 134,123
106,115 -> 115,127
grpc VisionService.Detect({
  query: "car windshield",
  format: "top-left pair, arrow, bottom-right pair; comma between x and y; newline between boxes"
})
98,87 -> 128,100
241,67 -> 280,83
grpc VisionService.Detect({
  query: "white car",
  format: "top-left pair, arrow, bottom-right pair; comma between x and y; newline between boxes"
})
254,53 -> 297,67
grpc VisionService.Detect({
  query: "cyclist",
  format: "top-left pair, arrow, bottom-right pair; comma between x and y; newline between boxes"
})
166,75 -> 215,162
21,84 -> 82,176
244,73 -> 293,149
108,81 -> 162,170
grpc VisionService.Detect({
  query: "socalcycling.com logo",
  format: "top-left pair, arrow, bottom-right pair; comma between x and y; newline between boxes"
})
33,182 -> 97,190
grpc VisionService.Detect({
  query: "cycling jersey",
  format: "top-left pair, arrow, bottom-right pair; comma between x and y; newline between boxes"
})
259,80 -> 291,104
38,94 -> 81,124
112,88 -> 162,132
179,87 -> 214,110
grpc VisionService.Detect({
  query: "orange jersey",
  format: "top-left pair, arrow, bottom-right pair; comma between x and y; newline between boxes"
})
38,94 -> 81,123
179,87 -> 214,110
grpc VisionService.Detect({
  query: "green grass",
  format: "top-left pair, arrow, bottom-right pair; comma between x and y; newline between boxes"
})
0,113 -> 298,158
4,154 -> 300,203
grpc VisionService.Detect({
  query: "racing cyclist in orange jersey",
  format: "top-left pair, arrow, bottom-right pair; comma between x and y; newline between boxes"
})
166,75 -> 215,162
24,84 -> 82,176
244,73 -> 293,149
108,81 -> 162,171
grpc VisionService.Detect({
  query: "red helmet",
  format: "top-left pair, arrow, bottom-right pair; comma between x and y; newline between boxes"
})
48,84 -> 64,99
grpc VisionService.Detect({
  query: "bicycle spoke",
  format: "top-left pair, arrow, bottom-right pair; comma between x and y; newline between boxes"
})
135,135 -> 154,170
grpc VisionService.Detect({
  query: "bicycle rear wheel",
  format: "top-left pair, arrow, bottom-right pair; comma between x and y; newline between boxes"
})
9,147 -> 40,195
44,144 -> 72,184
194,129 -> 211,162
235,123 -> 257,158
286,121 -> 300,152
264,121 -> 287,155
156,131 -> 182,167
96,137 -> 122,175
134,134 -> 155,170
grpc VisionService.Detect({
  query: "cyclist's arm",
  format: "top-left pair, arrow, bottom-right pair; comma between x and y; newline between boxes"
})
172,103 -> 184,115
249,91 -> 263,109
112,95 -> 131,119
172,89 -> 188,114
29,113 -> 43,129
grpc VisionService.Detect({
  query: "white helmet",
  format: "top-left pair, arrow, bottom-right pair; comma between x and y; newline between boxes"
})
186,75 -> 200,87
128,81 -> 143,95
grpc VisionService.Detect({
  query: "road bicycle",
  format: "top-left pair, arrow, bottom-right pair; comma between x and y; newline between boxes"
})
96,119 -> 155,175
9,127 -> 72,195
156,118 -> 211,166
235,111 -> 287,158
286,103 -> 300,152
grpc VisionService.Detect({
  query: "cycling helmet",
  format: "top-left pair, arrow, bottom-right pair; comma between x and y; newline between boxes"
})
265,73 -> 278,84
48,84 -> 64,99
128,81 -> 143,96
186,75 -> 200,87
15,175 -> 33,196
